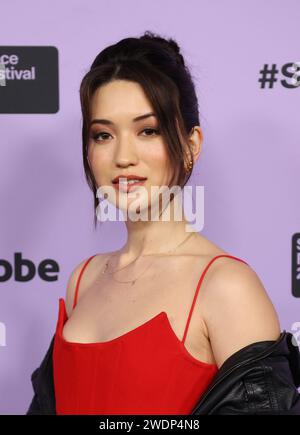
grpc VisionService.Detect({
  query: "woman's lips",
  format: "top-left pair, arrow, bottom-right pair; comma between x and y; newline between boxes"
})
113,179 -> 147,193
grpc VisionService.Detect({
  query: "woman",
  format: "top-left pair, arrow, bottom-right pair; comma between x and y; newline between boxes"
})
27,31 -> 300,415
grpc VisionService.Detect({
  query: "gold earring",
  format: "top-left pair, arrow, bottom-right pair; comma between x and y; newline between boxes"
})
187,128 -> 195,172
187,159 -> 193,171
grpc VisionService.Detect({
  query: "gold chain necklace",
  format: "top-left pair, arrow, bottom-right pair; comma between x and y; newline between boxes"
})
101,231 -> 196,286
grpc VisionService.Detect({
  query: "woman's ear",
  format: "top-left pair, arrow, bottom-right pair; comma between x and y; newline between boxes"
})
189,126 -> 203,163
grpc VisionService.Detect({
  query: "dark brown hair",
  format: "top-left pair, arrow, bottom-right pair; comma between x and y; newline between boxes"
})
79,30 -> 200,229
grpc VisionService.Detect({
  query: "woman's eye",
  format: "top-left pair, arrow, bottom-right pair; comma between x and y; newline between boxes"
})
141,128 -> 160,137
91,132 -> 111,142
91,128 -> 160,143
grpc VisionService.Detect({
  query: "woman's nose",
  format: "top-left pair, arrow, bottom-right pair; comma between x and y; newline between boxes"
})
114,137 -> 139,167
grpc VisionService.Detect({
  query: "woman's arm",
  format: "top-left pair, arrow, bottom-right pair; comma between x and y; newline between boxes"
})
202,259 -> 281,369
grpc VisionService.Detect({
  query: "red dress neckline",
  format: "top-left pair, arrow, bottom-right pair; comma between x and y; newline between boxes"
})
57,297 -> 218,368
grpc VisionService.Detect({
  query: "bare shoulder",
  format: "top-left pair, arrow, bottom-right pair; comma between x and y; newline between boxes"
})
199,256 -> 281,368
64,252 -> 112,318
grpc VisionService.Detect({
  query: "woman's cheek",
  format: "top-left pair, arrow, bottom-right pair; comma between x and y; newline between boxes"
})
89,150 -> 110,182
148,152 -> 171,184
143,147 -> 168,172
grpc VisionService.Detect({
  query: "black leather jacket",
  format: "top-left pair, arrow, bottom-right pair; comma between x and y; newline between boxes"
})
26,330 -> 300,415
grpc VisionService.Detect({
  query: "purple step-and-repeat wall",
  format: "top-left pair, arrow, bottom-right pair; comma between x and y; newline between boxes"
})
0,0 -> 299,414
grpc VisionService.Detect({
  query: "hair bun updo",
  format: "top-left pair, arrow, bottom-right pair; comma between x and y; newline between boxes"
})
140,30 -> 186,67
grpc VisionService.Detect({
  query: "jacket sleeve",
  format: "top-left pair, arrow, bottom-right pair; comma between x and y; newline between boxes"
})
241,360 -> 300,415
26,335 -> 56,415
214,360 -> 300,415
227,335 -> 300,415
192,331 -> 300,415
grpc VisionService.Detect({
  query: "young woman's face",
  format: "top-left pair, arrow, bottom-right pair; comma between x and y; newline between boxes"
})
88,79 -> 174,217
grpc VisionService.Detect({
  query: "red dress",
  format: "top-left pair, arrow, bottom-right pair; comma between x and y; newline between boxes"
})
53,254 -> 248,415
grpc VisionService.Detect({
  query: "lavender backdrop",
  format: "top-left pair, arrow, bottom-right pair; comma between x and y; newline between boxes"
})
0,0 -> 299,414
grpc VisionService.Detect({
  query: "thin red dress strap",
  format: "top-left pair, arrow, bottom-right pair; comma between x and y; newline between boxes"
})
73,254 -> 97,310
181,254 -> 249,344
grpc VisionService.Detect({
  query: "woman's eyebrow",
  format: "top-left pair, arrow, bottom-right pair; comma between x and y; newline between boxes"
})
89,112 -> 157,127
